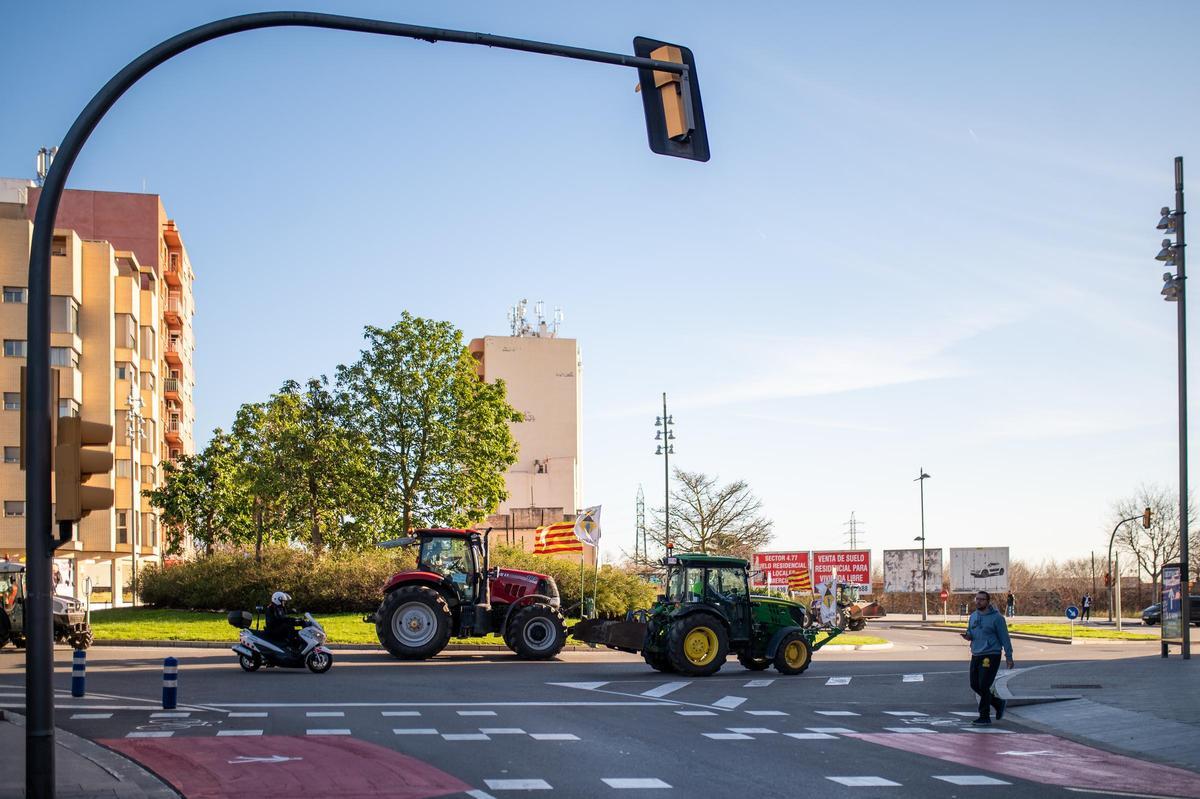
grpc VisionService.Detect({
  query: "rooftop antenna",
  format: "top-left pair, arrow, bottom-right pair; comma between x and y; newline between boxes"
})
35,147 -> 57,187
552,307 -> 564,337
535,300 -> 548,336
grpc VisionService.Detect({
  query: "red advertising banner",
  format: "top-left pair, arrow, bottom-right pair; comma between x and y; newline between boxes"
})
812,550 -> 872,592
751,551 -> 811,589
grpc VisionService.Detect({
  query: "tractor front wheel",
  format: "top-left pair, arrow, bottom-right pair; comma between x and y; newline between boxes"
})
376,585 -> 452,660
667,614 -> 729,677
506,604 -> 567,660
69,630 -> 93,651
773,631 -> 812,675
737,652 -> 772,671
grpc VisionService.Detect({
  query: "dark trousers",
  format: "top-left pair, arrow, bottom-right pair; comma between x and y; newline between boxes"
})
1082,606 -> 1091,621
969,654 -> 1003,719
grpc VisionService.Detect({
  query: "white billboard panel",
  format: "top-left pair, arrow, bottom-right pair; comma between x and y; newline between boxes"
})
950,547 -> 1010,593
883,548 -> 942,593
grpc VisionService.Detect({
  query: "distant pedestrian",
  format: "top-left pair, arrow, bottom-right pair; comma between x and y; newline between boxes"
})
1006,593 -> 1015,618
1081,593 -> 1092,622
961,590 -> 1014,726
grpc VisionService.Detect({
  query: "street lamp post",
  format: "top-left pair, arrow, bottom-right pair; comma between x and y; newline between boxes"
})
915,468 -> 931,622
22,14 -> 708,797
1156,156 -> 1190,660
125,386 -> 145,609
655,393 -> 676,553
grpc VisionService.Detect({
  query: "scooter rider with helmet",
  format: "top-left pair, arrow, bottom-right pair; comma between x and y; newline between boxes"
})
265,591 -> 302,648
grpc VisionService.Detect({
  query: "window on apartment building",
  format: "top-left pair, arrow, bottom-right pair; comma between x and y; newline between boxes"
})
141,464 -> 156,485
57,399 -> 79,418
115,459 -> 132,479
142,513 -> 157,548
169,449 -> 180,461
115,361 -> 135,381
50,347 -> 79,369
116,510 -> 128,544
51,236 -> 68,257
140,371 -> 155,391
140,273 -> 154,291
50,296 -> 79,335
4,340 -> 27,358
142,420 -> 156,452
3,447 -> 19,464
169,252 -> 180,270
4,501 -> 25,517
4,393 -> 19,411
3,287 -> 27,303
115,313 -> 137,350
140,327 -> 155,358
114,410 -> 128,446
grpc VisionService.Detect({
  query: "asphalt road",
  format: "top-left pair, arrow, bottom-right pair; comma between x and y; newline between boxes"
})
1,625 -> 1189,799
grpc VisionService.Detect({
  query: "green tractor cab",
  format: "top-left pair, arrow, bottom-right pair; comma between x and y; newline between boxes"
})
572,553 -> 841,677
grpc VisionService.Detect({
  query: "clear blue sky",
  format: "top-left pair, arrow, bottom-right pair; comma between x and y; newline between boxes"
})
3,1 -> 1198,569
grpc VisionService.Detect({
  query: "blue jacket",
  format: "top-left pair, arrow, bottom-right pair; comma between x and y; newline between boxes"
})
966,606 -> 1013,659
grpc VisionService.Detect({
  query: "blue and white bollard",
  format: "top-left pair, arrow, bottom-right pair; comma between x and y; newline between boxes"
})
71,649 -> 86,698
162,657 -> 178,710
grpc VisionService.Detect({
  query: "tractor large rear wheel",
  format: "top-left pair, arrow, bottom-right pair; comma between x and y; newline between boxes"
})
667,614 -> 728,677
377,585 -> 452,660
643,650 -> 675,673
773,631 -> 812,675
506,604 -> 567,660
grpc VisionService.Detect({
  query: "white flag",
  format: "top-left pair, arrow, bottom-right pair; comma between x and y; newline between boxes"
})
574,505 -> 602,547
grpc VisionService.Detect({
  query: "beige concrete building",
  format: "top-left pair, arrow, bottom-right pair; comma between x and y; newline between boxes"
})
0,180 -> 197,602
471,304 -> 587,563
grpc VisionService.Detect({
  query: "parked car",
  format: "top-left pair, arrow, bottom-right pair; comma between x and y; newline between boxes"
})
1140,596 -> 1200,626
969,562 -> 1006,579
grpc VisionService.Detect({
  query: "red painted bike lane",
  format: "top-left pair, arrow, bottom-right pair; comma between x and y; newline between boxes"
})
101,735 -> 471,799
851,732 -> 1200,798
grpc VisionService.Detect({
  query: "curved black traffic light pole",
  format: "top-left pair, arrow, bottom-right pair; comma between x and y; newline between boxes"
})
25,12 -> 687,796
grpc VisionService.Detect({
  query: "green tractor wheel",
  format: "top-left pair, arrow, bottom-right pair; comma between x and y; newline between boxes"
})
643,650 -> 675,673
736,652 -> 771,671
773,631 -> 812,675
667,613 -> 729,677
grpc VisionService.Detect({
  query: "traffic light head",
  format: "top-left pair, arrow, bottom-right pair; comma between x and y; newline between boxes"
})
55,416 -> 114,522
633,37 -> 709,162
1143,507 -> 1152,529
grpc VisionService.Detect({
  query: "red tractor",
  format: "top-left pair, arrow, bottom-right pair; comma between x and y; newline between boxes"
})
365,528 -> 567,660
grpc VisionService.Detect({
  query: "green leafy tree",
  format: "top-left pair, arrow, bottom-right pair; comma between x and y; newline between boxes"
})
336,314 -> 521,532
146,430 -> 247,555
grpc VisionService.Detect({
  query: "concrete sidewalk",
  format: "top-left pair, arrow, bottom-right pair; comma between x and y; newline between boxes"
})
0,710 -> 178,798
996,655 -> 1200,774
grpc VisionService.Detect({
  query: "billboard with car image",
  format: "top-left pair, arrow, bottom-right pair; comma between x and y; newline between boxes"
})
950,547 -> 1010,593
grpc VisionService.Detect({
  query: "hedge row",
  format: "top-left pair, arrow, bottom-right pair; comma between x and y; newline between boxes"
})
138,544 -> 656,616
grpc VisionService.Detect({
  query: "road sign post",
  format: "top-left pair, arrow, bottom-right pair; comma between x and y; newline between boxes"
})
1066,605 -> 1080,642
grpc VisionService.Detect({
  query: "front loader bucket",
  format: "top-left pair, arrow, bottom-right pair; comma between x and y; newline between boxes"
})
570,619 -> 648,653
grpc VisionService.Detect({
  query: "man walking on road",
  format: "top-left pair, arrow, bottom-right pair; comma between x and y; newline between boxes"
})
961,590 -> 1014,726
1081,593 -> 1092,622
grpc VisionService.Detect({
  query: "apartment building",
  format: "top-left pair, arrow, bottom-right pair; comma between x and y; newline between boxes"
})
471,302 -> 589,564
0,180 -> 197,601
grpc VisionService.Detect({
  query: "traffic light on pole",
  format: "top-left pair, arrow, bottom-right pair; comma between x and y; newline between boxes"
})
1143,507 -> 1152,529
54,416 -> 114,522
633,37 -> 710,162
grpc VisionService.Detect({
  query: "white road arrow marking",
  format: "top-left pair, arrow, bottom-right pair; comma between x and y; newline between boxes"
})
228,755 -> 303,765
997,750 -> 1056,757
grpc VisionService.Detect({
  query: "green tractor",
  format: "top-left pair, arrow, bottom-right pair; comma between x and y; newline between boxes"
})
572,553 -> 841,677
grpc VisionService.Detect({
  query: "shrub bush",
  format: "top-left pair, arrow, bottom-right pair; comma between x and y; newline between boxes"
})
139,543 -> 656,616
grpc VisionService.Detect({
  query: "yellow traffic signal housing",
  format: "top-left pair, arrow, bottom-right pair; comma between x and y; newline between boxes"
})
55,416 -> 114,522
1143,507 -> 1152,529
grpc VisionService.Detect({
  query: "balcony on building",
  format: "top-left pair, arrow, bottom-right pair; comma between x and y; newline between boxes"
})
163,294 -> 183,329
165,336 -> 182,365
163,377 -> 179,400
165,415 -> 183,444
163,243 -> 183,287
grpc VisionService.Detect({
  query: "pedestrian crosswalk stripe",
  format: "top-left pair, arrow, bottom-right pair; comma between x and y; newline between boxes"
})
815,710 -> 860,716
807,727 -> 855,734
825,677 -> 852,686
746,711 -> 788,716
713,696 -> 747,709
228,712 -> 268,718
726,728 -> 777,734
641,681 -> 690,698
965,727 -> 1013,734
443,733 -> 490,741
485,779 -> 553,790
883,711 -> 926,716
306,729 -> 350,735
785,733 -> 837,740
950,711 -> 979,717
934,776 -> 1011,786
883,727 -> 937,733
703,733 -> 754,740
530,733 -> 580,741
903,674 -> 924,682
306,711 -> 344,717
217,730 -> 263,736
151,712 -> 190,718
394,728 -> 439,735
744,679 -> 774,688
70,713 -> 112,719
126,731 -> 173,738
602,778 -> 672,789
458,710 -> 498,716
675,710 -> 717,716
827,776 -> 901,787
480,728 -> 527,735
382,711 -> 421,716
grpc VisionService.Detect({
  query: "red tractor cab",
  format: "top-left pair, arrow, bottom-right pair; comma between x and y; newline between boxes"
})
366,528 -> 566,660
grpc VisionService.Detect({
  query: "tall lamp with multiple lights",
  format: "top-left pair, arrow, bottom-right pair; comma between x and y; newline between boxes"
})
655,393 -> 676,554
914,468 -> 931,622
125,386 -> 145,609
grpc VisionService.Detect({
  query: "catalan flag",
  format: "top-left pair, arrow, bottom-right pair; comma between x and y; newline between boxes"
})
533,522 -> 583,555
787,569 -> 812,592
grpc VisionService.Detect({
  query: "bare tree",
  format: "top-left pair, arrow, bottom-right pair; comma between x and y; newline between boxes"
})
1110,484 -> 1196,588
648,469 -> 773,558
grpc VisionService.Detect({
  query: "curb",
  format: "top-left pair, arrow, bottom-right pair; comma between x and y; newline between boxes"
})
92,639 -> 599,652
3,709 -> 180,797
821,642 -> 894,652
993,665 -> 1081,706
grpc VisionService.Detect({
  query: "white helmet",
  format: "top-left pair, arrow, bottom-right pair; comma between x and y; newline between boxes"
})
271,591 -> 291,606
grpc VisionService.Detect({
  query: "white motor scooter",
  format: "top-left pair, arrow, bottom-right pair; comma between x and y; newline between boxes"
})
228,608 -> 333,674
